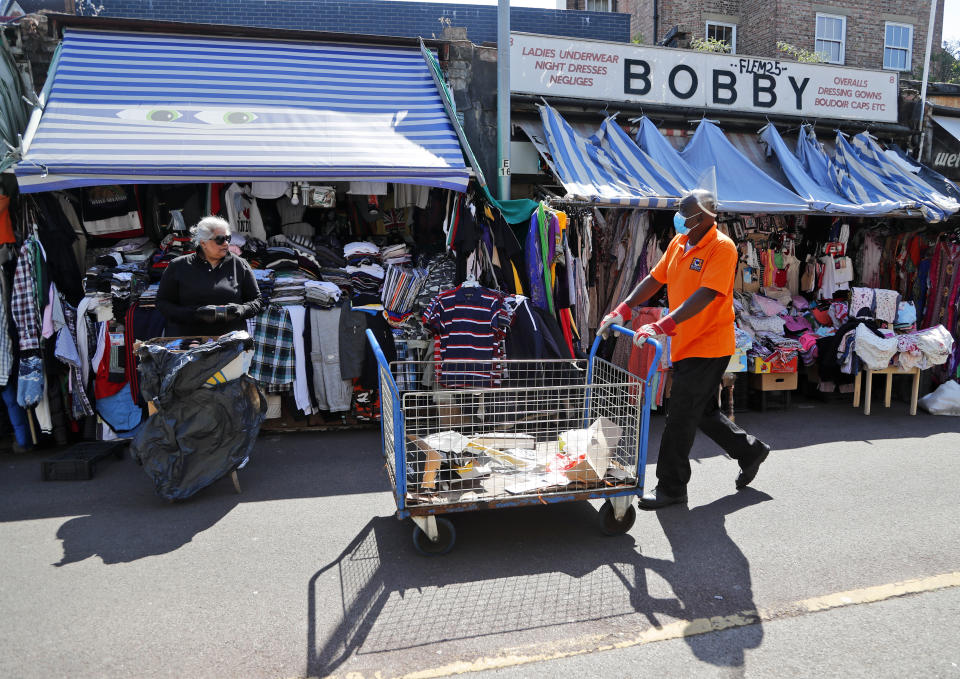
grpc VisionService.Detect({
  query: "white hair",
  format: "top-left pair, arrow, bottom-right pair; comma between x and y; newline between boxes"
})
190,216 -> 231,246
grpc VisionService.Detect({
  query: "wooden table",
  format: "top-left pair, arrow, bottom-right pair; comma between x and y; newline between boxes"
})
852,366 -> 922,415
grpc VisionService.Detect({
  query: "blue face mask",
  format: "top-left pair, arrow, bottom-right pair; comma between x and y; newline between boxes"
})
673,212 -> 691,235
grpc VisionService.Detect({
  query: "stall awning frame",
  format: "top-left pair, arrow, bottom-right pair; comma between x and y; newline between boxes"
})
15,28 -> 470,193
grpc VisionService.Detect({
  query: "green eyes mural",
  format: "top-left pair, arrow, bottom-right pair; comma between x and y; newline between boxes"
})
117,109 -> 259,125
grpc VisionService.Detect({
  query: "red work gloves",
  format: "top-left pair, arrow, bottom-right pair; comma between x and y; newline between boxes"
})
632,316 -> 677,347
597,302 -> 634,340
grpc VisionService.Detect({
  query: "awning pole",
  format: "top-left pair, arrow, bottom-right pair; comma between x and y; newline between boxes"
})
496,0 -> 511,200
917,0 -> 938,158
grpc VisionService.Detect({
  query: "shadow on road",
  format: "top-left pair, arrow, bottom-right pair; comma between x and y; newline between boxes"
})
0,431 -> 390,566
306,488 -> 771,677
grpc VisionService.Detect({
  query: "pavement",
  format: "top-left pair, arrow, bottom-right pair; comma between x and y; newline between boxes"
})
0,394 -> 959,679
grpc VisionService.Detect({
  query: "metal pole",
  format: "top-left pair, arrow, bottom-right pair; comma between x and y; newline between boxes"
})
917,0 -> 938,158
497,0 -> 511,200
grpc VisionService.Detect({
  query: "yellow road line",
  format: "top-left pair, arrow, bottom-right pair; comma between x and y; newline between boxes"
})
326,570 -> 960,679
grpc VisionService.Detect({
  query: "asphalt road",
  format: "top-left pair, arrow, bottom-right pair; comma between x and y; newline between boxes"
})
1,395 -> 958,679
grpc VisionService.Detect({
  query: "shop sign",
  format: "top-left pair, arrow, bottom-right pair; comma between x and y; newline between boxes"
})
930,118 -> 960,181
510,33 -> 899,123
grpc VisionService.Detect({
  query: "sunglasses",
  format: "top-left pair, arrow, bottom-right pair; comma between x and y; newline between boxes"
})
211,235 -> 232,245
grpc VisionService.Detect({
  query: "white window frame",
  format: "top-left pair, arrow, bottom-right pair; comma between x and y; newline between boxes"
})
815,12 -> 846,65
705,20 -> 737,53
883,21 -> 913,71
586,0 -> 614,12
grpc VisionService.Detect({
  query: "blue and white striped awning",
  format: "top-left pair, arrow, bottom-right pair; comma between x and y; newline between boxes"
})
759,123 -> 893,215
15,28 -> 469,193
849,132 -> 959,222
538,104 -> 680,207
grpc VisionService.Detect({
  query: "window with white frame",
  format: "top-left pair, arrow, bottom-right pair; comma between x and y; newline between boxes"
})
884,22 -> 913,70
586,0 -> 614,11
705,21 -> 737,53
815,13 -> 846,64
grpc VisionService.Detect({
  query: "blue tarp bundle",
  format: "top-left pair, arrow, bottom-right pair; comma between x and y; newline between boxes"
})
537,103 -> 957,221
678,119 -> 810,214
759,124 -> 892,215
537,104 -> 679,207
888,144 -> 960,202
850,132 -> 959,222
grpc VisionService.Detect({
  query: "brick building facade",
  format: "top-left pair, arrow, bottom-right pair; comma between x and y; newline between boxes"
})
570,0 -> 944,75
89,0 -> 631,45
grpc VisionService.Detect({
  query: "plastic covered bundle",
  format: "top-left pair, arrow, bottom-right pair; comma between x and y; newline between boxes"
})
132,332 -> 266,501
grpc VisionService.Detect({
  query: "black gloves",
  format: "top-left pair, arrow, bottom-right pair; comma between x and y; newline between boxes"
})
196,305 -> 218,323
224,303 -> 243,320
197,304 -> 244,323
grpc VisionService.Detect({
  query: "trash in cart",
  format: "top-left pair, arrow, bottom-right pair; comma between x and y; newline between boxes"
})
367,323 -> 662,555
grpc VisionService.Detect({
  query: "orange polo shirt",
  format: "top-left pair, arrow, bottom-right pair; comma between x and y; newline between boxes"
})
650,225 -> 738,362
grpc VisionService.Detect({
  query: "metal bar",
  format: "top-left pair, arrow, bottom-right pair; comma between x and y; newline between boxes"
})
496,0 -> 511,199
917,0 -> 939,154
405,486 -> 642,517
638,338 -> 663,490
585,323 -> 635,425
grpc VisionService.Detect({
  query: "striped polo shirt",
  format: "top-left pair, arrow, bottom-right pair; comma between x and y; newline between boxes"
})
423,285 -> 513,387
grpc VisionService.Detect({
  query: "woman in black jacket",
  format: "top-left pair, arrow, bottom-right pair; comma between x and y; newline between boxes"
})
157,216 -> 262,336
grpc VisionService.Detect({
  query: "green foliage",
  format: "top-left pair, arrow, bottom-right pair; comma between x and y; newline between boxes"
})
776,41 -> 826,63
691,37 -> 731,54
632,32 -> 645,45
911,41 -> 960,84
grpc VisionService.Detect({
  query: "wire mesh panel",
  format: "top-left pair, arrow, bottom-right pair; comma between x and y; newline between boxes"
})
389,358 -> 646,508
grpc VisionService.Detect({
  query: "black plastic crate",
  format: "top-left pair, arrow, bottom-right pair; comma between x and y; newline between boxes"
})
41,441 -> 128,481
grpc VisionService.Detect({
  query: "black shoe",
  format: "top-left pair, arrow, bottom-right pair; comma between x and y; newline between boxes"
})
638,488 -> 687,510
736,446 -> 770,489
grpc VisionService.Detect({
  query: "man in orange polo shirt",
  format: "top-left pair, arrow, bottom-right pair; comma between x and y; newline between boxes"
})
598,189 -> 770,509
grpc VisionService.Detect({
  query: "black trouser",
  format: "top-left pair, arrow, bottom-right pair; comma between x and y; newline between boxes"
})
656,356 -> 768,496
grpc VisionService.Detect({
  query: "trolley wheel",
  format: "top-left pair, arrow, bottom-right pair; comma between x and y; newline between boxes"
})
599,501 -> 636,536
412,517 -> 456,556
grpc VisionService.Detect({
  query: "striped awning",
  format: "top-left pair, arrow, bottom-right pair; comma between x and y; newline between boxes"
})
15,28 -> 469,193
849,132 -> 959,222
537,104 -> 681,207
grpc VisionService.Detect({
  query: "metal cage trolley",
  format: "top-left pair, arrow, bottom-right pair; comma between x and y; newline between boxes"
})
367,326 -> 662,555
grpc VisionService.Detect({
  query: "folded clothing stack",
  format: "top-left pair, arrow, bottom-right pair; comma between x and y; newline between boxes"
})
318,267 -> 352,296
262,246 -> 300,272
253,268 -> 276,300
304,281 -> 342,308
138,283 -> 160,309
271,274 -> 310,305
381,243 -> 412,266
346,262 -> 385,306
344,241 -> 381,267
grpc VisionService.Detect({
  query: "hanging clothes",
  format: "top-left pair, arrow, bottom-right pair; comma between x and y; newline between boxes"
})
423,284 -> 513,387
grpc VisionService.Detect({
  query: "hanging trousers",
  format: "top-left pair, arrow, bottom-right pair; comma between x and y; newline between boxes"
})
656,356 -> 769,496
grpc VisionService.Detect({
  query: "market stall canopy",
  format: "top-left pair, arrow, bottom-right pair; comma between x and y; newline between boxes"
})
849,132 -> 959,222
15,28 -> 470,193
536,103 -> 680,207
758,123 -> 892,215
678,119 -> 810,214
887,143 -> 960,202
797,127 -> 915,216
